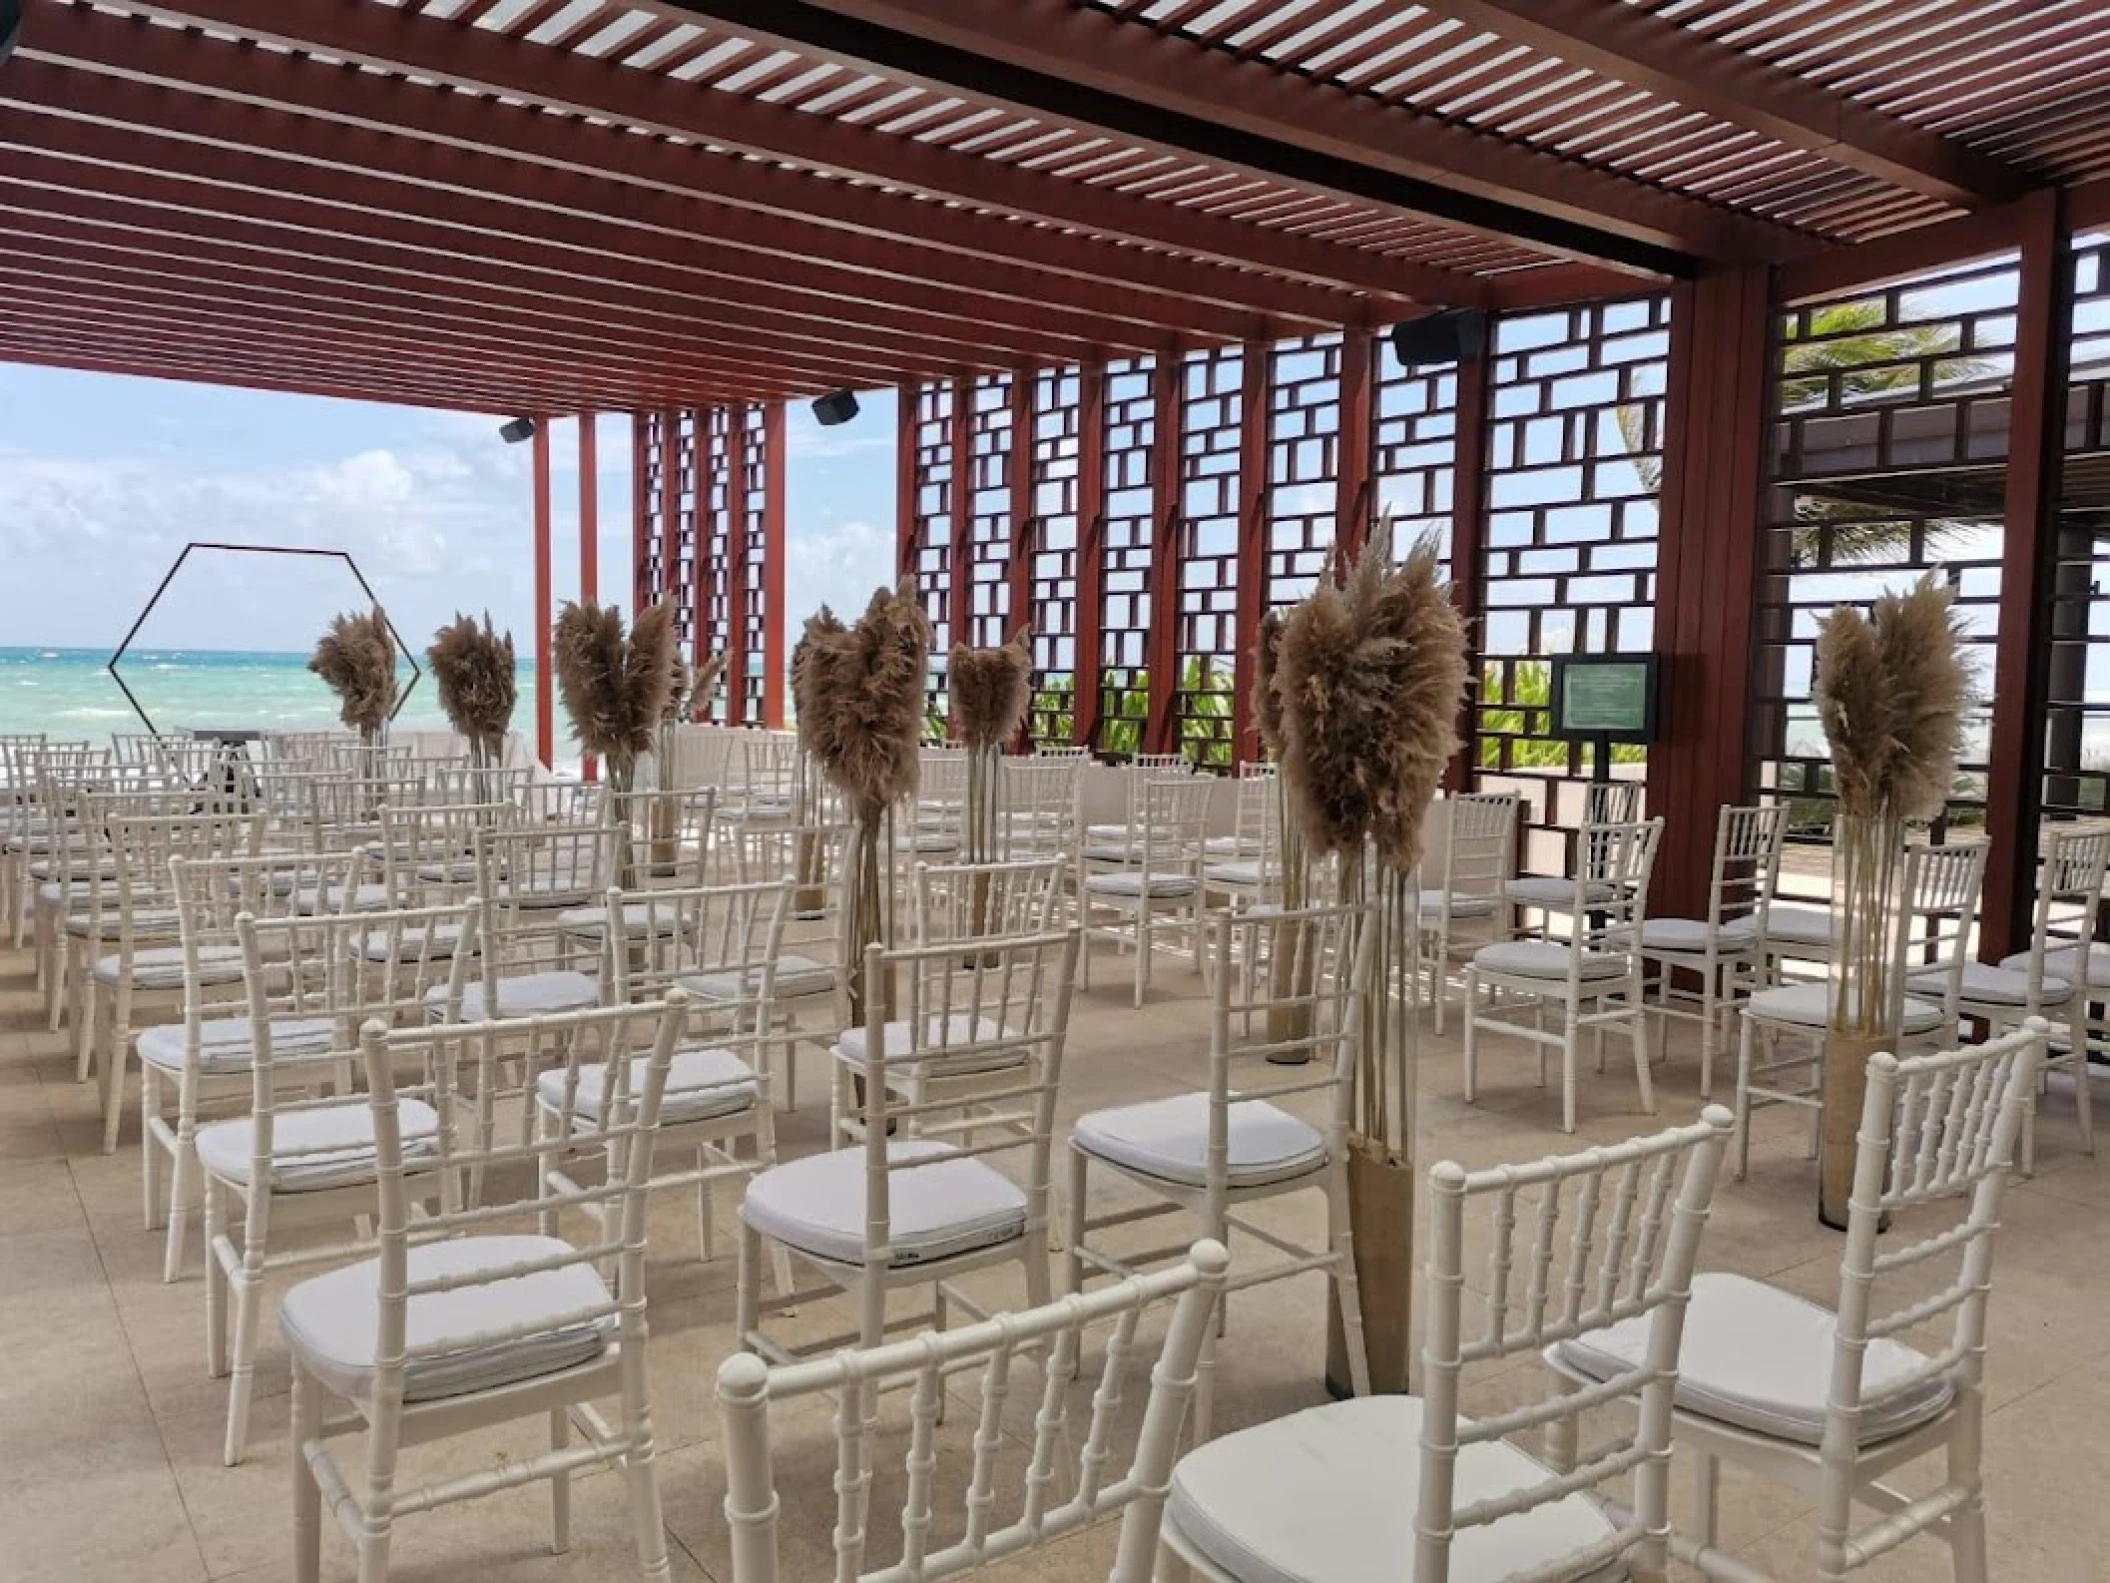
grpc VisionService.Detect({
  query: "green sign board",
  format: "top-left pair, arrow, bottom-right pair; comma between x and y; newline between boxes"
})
1551,655 -> 1660,743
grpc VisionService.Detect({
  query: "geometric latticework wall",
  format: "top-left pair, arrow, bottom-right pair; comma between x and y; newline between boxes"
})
2045,231 -> 2110,818
1098,356 -> 1159,755
1173,345 -> 1244,767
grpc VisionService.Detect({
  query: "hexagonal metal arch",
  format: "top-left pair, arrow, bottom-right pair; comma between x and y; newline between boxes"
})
107,541 -> 421,735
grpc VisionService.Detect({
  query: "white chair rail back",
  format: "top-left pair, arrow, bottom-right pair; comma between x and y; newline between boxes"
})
911,857 -> 1067,945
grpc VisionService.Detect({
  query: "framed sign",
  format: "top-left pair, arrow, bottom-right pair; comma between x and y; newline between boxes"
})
1549,654 -> 1661,745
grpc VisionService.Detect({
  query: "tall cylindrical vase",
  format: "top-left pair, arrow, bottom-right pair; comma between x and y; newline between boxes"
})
1821,809 -> 1906,1229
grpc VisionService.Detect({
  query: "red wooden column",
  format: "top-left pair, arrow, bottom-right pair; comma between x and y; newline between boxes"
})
1073,361 -> 1107,751
1231,338 -> 1270,765
532,418 -> 554,770
1646,265 -> 1773,921
1982,188 -> 2073,962
1443,345 -> 1492,792
688,408 -> 714,672
629,411 -> 652,617
895,379 -> 920,586
1335,323 -> 1375,563
577,411 -> 599,781
948,374 -> 975,675
1006,372 -> 1035,642
723,406 -> 753,726
761,402 -> 787,727
657,406 -> 681,623
1143,351 -> 1184,757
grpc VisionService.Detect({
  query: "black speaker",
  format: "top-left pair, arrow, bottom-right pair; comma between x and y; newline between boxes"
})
811,389 -> 860,427
1390,308 -> 1488,368
0,0 -> 20,66
498,415 -> 538,445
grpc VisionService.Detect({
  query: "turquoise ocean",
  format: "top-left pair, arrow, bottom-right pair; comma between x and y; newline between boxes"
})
0,646 -> 550,756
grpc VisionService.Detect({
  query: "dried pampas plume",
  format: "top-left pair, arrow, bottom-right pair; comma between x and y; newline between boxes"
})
1278,522 -> 1468,871
1255,608 -> 1286,758
309,606 -> 399,737
426,611 -> 516,752
688,651 -> 728,723
795,579 -> 932,811
553,598 -> 677,768
949,625 -> 1033,749
1815,574 -> 1971,822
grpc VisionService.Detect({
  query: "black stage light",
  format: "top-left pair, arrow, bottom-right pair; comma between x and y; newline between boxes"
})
811,389 -> 860,427
1391,308 -> 1488,368
0,0 -> 21,67
498,415 -> 538,445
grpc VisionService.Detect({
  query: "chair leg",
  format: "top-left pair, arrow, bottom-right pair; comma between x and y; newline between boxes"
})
1733,1015 -> 1756,1181
141,1069 -> 165,1231
1698,972 -> 1720,1101
735,1217 -> 763,1350
1461,973 -> 1480,1104
1560,1015 -> 1578,1134
1628,983 -> 1656,1116
204,1182 -> 230,1378
291,1363 -> 324,1583
2075,1032 -> 2095,1160
549,1408 -> 573,1554
162,1126 -> 197,1284
224,1253 -> 265,1465
1947,1387 -> 1989,1583
1065,1145 -> 1090,1298
1540,1356 -> 1580,1473
1693,1451 -> 1722,1548
696,1151 -> 717,1265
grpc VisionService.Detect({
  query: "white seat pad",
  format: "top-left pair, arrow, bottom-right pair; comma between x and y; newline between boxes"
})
2002,942 -> 2110,987
1085,870 -> 1197,898
537,1044 -> 757,1125
837,1014 -> 1023,1078
741,1140 -> 1026,1267
1473,940 -> 1630,981
138,1014 -> 338,1077
1504,876 -> 1618,908
1204,834 -> 1259,857
280,1234 -> 611,1403
557,901 -> 681,938
1203,859 -> 1273,888
1745,983 -> 1946,1035
293,881 -> 391,916
93,943 -> 242,989
1419,888 -> 1499,921
355,923 -> 466,963
69,907 -> 180,940
1166,1395 -> 1625,1583
1763,903 -> 1834,949
1554,1271 -> 1952,1448
1073,1092 -> 1324,1189
1080,844 -> 1138,865
1085,823 -> 1128,844
431,970 -> 600,1021
682,952 -> 836,1003
196,1098 -> 439,1192
1912,960 -> 2069,1008
1631,915 -> 1758,954
413,857 -> 482,884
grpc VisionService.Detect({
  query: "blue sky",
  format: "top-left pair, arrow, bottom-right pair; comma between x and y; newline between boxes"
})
0,364 -> 897,654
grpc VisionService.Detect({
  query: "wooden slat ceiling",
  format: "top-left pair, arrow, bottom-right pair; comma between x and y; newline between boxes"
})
0,0 -> 2102,410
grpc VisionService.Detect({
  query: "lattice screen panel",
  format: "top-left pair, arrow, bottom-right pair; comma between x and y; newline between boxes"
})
1175,346 -> 1243,768
911,381 -> 956,716
1372,345 -> 1459,568
1028,367 -> 1082,747
1755,258 -> 2012,879
964,375 -> 1016,652
634,407 -> 702,659
736,405 -> 770,726
695,405 -> 734,675
1476,297 -> 1669,876
1265,333 -> 1343,610
2044,234 -> 2110,820
1099,356 -> 1158,756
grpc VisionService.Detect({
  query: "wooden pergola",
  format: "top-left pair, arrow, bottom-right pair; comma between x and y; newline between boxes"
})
8,0 -> 2110,958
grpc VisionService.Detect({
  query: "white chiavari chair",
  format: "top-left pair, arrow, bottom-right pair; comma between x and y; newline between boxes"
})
737,928 -> 1079,1371
28,745 -> 114,1010
1068,901 -> 1373,1439
285,996 -> 687,1580
1733,840 -> 1983,1180
0,731 -> 53,946
376,797 -> 514,907
909,854 -> 1067,947
1502,782 -> 1645,940
1201,763 -> 1281,915
204,903 -> 481,1463
1465,818 -> 1665,1133
555,787 -> 720,968
1636,803 -> 1787,1099
1080,774 -> 1215,1007
1417,791 -> 1521,1034
910,751 -> 967,860
1546,1026 -> 2043,1583
1159,1107 -> 1731,1583
714,1239 -> 1229,1583
725,728 -> 801,828
1083,755 -> 1194,858
997,752 -> 1083,868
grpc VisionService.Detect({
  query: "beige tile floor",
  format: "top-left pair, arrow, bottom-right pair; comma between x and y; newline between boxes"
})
5,932 -> 2110,1582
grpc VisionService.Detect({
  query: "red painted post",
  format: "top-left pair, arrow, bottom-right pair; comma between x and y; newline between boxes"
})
1143,352 -> 1183,757
725,405 -> 752,726
1444,344 -> 1492,792
1007,371 -> 1036,750
689,407 -> 713,674
1981,189 -> 2072,962
657,406 -> 681,626
1231,338 -> 1270,766
761,401 -> 787,728
896,379 -> 921,586
949,372 -> 975,672
630,410 -> 651,617
532,417 -> 554,770
1335,322 -> 1375,562
1074,361 -> 1107,751
578,410 -> 599,782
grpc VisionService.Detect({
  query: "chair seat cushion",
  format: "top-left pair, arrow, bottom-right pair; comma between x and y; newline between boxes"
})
196,1098 -> 439,1192
1419,888 -> 1499,921
741,1140 -> 1026,1267
682,953 -> 836,1003
836,1014 -> 1021,1077
537,1045 -> 757,1125
70,908 -> 181,941
557,901 -> 681,939
280,1234 -> 611,1404
1762,903 -> 1834,949
1080,843 -> 1137,865
495,881 -> 599,910
414,857 -> 482,884
355,923 -> 467,963
1166,1395 -> 1625,1583
2001,942 -> 2110,987
1073,1092 -> 1324,1189
1203,835 -> 1260,857
432,970 -> 600,1021
40,879 -> 117,908
1911,960 -> 2069,1008
1472,940 -> 1630,981
1630,915 -> 1758,954
1554,1271 -> 1952,1448
1503,876 -> 1617,908
137,1013 -> 338,1077
1085,870 -> 1197,898
292,881 -> 391,916
1203,860 -> 1276,888
93,943 -> 242,989
1745,983 -> 1946,1035
1085,823 -> 1128,844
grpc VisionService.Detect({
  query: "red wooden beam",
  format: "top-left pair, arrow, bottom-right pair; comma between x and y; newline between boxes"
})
1981,189 -> 2072,963
1231,340 -> 1270,765
673,0 -> 1801,270
1777,200 -> 2030,305
0,343 -> 493,412
1444,346 -> 1492,793
533,421 -> 555,770
1143,355 -> 1184,757
725,407 -> 753,726
1412,0 -> 2028,208
1073,363 -> 1108,752
579,412 -> 600,782
118,0 -> 1459,310
761,403 -> 788,728
1335,324 -> 1375,562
